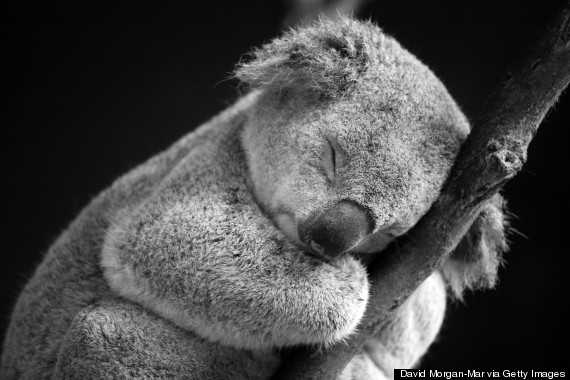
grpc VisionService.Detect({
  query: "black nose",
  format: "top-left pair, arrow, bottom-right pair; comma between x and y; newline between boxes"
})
298,200 -> 374,260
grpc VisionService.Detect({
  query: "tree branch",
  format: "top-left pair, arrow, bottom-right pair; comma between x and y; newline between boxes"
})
272,2 -> 570,379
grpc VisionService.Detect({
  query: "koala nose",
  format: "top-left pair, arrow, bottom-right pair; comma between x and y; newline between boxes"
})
299,200 -> 374,260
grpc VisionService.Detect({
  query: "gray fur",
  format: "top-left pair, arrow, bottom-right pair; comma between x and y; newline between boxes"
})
236,16 -> 375,99
1,16 -> 507,379
442,194 -> 509,298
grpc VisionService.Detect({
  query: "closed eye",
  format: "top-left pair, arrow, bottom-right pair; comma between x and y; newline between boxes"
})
323,140 -> 344,182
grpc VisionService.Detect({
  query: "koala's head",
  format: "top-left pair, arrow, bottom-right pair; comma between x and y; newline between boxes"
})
237,17 -> 470,263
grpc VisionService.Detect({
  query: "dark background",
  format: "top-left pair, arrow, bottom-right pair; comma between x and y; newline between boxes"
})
4,0 -> 569,370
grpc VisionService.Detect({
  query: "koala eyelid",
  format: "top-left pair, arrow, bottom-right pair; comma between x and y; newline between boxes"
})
324,139 -> 344,182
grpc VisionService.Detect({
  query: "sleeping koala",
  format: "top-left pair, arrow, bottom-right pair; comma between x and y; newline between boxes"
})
1,16 -> 507,379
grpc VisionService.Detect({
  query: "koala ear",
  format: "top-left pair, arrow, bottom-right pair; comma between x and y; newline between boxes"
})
234,16 -> 376,99
441,194 -> 509,299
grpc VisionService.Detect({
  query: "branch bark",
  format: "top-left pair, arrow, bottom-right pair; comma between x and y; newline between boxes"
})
272,2 -> 570,379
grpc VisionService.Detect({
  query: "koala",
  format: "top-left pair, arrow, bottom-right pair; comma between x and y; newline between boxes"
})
1,16 -> 507,379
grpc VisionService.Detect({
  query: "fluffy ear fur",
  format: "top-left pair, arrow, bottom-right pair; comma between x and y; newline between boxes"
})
234,17 -> 379,99
441,194 -> 509,298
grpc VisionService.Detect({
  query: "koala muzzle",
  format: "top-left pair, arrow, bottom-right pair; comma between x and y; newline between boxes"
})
299,200 -> 374,260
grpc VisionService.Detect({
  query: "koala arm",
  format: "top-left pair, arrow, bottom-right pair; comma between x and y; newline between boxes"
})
53,299 -> 281,380
338,272 -> 446,380
365,272 -> 446,373
101,122 -> 369,351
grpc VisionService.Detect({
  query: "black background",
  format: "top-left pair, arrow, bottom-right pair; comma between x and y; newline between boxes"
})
3,0 -> 569,369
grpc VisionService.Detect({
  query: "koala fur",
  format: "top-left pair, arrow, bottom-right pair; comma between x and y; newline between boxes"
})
1,16 -> 507,379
